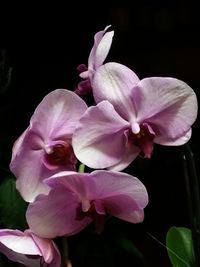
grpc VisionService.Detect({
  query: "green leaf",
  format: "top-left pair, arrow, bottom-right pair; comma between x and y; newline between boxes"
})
166,226 -> 195,267
0,176 -> 28,229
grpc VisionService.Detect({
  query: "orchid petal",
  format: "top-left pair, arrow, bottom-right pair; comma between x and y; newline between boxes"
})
0,229 -> 61,267
90,171 -> 148,205
116,210 -> 145,223
133,77 -> 198,143
45,170 -> 147,203
0,244 -> 41,267
155,129 -> 192,145
47,243 -> 61,267
30,89 -> 87,141
30,233 -> 53,263
48,171 -> 148,209
91,171 -> 147,223
104,197 -> 145,223
108,144 -> 140,171
73,100 -> 130,169
88,25 -> 114,70
79,70 -> 89,79
46,171 -> 94,199
10,131 -> 51,202
0,230 -> 41,255
10,128 -> 29,162
26,186 -> 92,238
92,62 -> 140,120
30,233 -> 61,266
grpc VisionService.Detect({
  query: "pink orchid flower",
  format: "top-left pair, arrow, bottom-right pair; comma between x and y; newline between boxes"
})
75,25 -> 114,95
26,170 -> 148,238
0,229 -> 61,267
73,62 -> 198,171
10,89 -> 87,202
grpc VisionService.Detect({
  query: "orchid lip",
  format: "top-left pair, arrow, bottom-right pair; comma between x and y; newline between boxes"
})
43,141 -> 77,169
78,200 -> 106,234
128,123 -> 155,158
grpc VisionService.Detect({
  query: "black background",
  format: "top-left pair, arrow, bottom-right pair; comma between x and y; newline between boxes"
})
0,5 -> 200,266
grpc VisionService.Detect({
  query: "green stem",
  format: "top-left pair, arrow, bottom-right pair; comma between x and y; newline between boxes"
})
62,237 -> 71,267
183,143 -> 200,267
78,163 -> 85,173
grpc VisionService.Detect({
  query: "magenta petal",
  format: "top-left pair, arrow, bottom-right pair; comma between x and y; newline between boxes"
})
73,100 -> 130,169
120,210 -> 145,223
133,77 -> 198,144
30,89 -> 87,140
55,170 -> 148,215
47,243 -> 61,267
30,233 -> 61,266
108,144 -> 140,171
0,229 -> 61,267
0,229 -> 41,255
26,186 -> 92,238
10,128 -> 28,163
79,70 -> 89,79
92,62 -> 140,120
0,245 -> 41,266
88,25 -> 114,70
91,171 -> 148,223
90,171 -> 148,206
104,196 -> 145,223
10,131 -> 51,202
46,171 -> 95,199
155,128 -> 192,145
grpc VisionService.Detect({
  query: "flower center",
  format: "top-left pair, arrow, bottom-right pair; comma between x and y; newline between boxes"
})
76,200 -> 106,234
128,124 -> 155,158
45,142 -> 77,168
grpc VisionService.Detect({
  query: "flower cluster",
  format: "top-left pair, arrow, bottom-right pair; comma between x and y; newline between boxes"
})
0,26 -> 198,266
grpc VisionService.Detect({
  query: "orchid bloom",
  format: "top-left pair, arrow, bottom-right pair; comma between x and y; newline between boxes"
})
75,25 -> 114,95
0,229 -> 61,267
73,62 -> 198,171
10,89 -> 87,202
26,170 -> 148,238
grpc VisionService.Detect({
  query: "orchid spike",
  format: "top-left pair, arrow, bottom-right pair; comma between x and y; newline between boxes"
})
26,170 -> 148,238
10,89 -> 87,202
73,62 -> 198,171
0,229 -> 61,267
75,25 -> 114,95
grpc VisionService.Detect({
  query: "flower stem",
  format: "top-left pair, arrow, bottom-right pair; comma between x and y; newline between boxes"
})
182,143 -> 200,267
62,237 -> 72,267
78,163 -> 85,173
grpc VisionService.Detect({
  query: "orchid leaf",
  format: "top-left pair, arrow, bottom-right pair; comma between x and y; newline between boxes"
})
166,226 -> 195,267
0,176 -> 28,229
